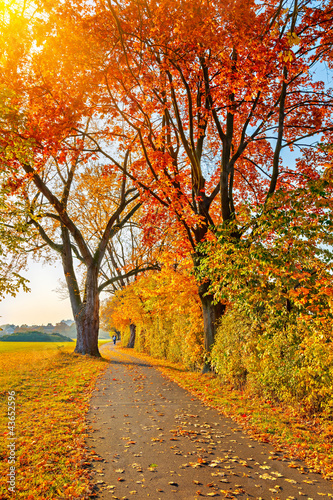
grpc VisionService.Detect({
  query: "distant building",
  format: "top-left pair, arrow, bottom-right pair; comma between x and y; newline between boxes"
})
0,325 -> 16,335
62,320 -> 74,326
44,323 -> 55,332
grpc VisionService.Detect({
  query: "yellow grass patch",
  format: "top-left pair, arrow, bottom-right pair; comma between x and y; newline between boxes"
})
0,342 -> 107,499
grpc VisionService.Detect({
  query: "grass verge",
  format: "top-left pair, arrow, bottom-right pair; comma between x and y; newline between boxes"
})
0,342 -> 107,499
118,346 -> 333,481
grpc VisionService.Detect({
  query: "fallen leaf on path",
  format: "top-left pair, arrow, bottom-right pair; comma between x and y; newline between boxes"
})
259,473 -> 275,480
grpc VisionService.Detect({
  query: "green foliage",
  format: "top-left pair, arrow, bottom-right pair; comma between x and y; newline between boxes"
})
211,308 -> 333,415
210,309 -> 252,389
0,181 -> 31,301
201,182 -> 333,415
198,183 -> 333,321
0,331 -> 73,342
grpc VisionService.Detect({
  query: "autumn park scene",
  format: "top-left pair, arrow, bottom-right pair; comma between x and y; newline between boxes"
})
1,0 -> 333,498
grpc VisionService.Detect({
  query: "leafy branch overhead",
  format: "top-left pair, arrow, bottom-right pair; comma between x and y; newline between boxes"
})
0,0 -> 333,367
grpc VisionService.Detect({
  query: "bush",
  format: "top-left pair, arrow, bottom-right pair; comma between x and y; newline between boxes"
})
123,309 -> 204,369
210,309 -> 253,389
211,308 -> 333,414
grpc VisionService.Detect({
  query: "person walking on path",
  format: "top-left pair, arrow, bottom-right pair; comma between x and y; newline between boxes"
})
112,335 -> 116,345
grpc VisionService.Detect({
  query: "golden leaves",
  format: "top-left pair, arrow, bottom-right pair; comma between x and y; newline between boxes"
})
0,342 -> 106,498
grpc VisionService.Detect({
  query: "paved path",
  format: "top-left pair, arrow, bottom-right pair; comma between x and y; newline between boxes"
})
85,343 -> 333,500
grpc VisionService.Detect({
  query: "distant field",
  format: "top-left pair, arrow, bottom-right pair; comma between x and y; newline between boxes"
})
0,341 -> 74,354
0,341 -> 107,499
0,338 -> 110,353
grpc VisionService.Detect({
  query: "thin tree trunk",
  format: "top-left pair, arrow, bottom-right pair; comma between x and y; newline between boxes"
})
127,323 -> 136,348
198,281 -> 225,373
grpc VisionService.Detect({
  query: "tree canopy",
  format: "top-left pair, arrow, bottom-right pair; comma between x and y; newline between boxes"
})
0,0 -> 333,368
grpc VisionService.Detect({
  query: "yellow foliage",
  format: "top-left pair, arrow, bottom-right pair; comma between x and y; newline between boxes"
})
101,255 -> 204,368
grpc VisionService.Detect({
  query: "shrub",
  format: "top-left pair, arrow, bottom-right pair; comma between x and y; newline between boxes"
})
211,308 -> 333,414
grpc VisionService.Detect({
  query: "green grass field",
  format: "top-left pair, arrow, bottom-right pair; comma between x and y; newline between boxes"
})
0,341 -> 108,499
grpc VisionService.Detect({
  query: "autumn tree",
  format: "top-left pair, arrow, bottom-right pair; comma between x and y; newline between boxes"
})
99,219 -> 160,347
42,0 -> 333,364
3,0 -> 333,363
102,251 -> 204,365
0,1 -> 149,356
3,134 -> 141,356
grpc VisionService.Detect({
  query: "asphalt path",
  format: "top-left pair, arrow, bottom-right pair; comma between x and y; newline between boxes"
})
85,343 -> 333,500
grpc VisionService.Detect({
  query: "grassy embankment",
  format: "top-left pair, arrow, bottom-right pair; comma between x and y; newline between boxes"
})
117,346 -> 333,482
0,341 -> 109,500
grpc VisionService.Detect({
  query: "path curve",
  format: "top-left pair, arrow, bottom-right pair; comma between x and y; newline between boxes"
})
85,343 -> 333,500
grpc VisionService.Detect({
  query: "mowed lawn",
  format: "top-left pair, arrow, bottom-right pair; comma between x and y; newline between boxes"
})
0,341 -> 109,499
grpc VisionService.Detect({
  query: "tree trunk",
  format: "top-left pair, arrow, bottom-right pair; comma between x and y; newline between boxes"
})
113,328 -> 121,340
198,281 -> 225,373
127,323 -> 136,348
74,266 -> 101,357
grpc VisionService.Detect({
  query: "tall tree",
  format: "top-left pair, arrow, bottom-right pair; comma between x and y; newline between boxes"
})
0,1 -> 144,356
3,0 -> 333,363
2,132 -> 140,356
62,0 -> 333,364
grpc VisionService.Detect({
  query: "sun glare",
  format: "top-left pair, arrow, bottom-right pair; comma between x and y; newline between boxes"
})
0,0 -> 36,22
